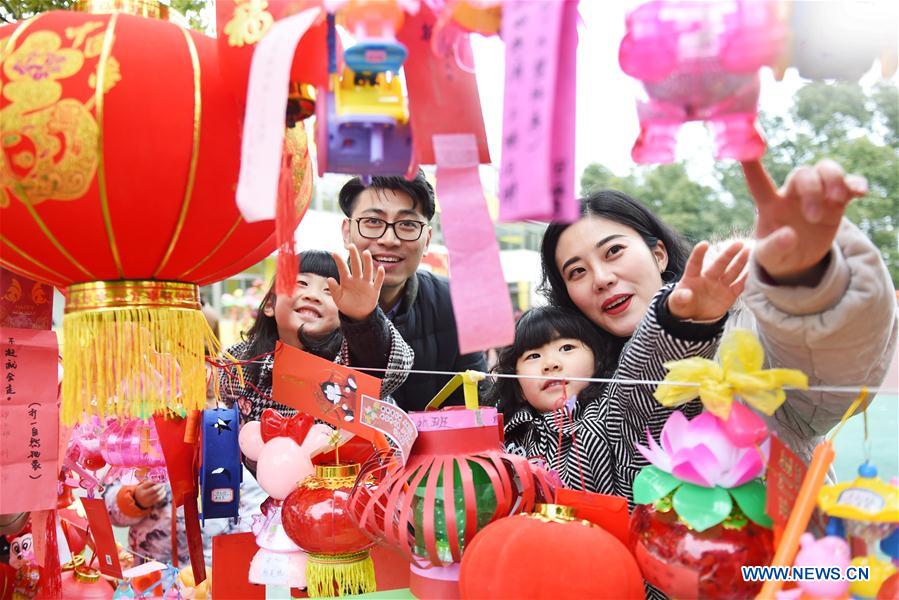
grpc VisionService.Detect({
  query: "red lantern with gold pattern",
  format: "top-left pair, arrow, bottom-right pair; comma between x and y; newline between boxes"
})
0,5 -> 282,422
282,463 -> 377,597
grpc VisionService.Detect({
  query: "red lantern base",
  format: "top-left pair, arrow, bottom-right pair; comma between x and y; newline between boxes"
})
630,504 -> 773,600
409,563 -> 460,600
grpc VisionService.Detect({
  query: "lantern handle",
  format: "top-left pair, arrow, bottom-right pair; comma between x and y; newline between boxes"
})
425,370 -> 485,411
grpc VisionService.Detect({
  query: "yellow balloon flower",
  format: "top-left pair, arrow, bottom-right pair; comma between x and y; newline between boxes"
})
653,329 -> 808,419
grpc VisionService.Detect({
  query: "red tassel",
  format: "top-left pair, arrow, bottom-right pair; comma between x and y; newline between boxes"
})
276,126 -> 314,298
38,510 -> 61,598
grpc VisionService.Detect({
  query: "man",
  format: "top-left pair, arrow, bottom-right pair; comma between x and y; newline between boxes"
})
339,170 -> 487,411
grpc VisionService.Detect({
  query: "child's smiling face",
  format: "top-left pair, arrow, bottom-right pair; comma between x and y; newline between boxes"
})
515,337 -> 595,413
265,273 -> 340,348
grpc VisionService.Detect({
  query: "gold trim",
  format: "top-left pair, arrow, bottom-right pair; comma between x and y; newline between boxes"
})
317,463 -> 360,479
178,216 -> 243,279
526,503 -> 594,527
0,235 -> 69,281
73,565 -> 101,583
0,257 -> 65,289
74,0 -> 169,19
61,555 -> 86,572
94,13 -> 125,278
3,14 -> 36,59
153,25 -> 201,278
65,280 -> 200,313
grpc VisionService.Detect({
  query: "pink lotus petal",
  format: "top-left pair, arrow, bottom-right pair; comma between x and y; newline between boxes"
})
637,431 -> 672,473
660,410 -> 690,455
718,446 -> 765,488
671,460 -> 714,488
687,413 -> 738,469
671,445 -> 721,488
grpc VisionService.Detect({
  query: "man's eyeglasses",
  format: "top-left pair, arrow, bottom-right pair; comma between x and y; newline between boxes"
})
351,217 -> 429,241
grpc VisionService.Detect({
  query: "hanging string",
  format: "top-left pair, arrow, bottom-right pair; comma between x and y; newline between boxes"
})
216,352 -> 899,396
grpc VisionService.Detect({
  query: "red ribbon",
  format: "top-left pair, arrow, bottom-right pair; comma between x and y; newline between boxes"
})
260,409 -> 313,445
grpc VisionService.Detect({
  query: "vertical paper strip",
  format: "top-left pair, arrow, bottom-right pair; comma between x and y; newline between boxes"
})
80,497 -> 124,579
434,134 -> 515,354
0,328 -> 59,513
236,8 -> 321,222
499,0 -> 579,222
398,3 -> 491,166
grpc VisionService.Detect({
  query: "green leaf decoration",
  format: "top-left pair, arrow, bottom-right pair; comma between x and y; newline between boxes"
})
633,466 -> 682,505
673,483 -> 733,532
730,479 -> 773,529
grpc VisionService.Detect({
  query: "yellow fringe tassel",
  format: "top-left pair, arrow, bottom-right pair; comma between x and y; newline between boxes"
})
306,551 -> 376,597
61,306 -> 221,424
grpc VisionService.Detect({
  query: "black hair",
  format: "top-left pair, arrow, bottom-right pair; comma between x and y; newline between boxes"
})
241,250 -> 343,387
338,169 -> 436,221
539,188 -> 691,321
484,306 -> 616,436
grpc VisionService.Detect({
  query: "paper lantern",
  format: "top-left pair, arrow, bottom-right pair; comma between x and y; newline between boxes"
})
282,463 -> 376,597
459,504 -> 644,599
350,407 -> 553,596
0,7 -> 279,422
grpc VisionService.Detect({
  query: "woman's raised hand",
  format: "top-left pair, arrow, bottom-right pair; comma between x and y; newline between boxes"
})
328,244 -> 385,321
668,241 -> 750,322
742,159 -> 867,285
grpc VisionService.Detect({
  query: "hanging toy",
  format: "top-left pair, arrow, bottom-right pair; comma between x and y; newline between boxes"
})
427,0 -> 501,71
775,533 -> 852,600
336,0 -> 415,73
200,406 -> 242,524
6,524 -> 42,599
100,418 -> 167,484
619,0 -> 787,164
316,14 -> 414,181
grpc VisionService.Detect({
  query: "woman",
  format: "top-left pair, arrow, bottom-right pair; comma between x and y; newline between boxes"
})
540,159 -> 897,478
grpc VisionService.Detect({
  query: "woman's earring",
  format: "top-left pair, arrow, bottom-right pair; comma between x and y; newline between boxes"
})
661,270 -> 675,283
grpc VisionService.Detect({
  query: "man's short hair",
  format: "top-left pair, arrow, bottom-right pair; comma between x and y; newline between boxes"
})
338,169 -> 436,221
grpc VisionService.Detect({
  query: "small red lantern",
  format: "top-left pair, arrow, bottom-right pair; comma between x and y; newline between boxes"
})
282,463 -> 376,597
459,504 -> 645,599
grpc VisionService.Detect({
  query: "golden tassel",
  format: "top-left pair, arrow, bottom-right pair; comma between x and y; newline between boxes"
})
306,551 -> 376,597
61,281 -> 222,424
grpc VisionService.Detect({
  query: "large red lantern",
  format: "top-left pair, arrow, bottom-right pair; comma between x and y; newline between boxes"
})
458,504 -> 645,599
282,463 -> 377,597
0,6 -> 285,422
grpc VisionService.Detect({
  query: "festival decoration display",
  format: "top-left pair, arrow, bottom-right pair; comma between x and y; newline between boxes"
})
351,403 -> 554,597
458,504 -> 644,599
282,463 -> 377,597
630,411 -> 774,600
238,409 -> 346,588
6,524 -> 43,599
619,0 -> 787,164
628,329 -> 806,599
60,555 -> 114,599
200,406 -> 242,524
428,0 -> 501,70
0,7 -> 279,423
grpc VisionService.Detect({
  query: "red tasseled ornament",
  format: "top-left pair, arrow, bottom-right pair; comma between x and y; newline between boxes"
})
276,126 -> 314,298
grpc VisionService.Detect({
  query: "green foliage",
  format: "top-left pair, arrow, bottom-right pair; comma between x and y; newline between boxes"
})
0,0 -> 208,31
581,81 -> 899,286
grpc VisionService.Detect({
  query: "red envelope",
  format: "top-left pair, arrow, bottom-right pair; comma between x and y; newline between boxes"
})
555,488 -> 631,548
80,498 -> 123,579
766,436 -> 807,529
271,342 -> 388,451
211,533 -> 265,600
396,3 -> 490,166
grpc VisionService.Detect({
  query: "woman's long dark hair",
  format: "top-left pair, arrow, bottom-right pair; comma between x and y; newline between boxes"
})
241,250 -> 343,388
538,190 -> 691,363
484,306 -> 617,434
